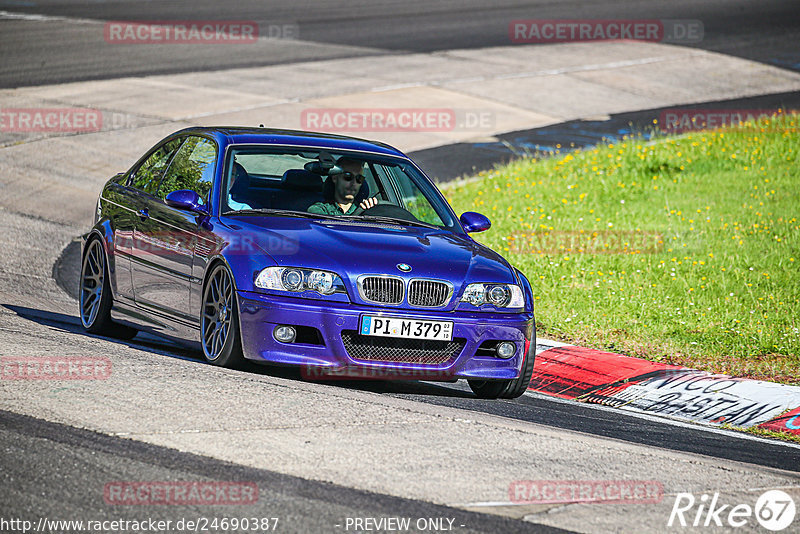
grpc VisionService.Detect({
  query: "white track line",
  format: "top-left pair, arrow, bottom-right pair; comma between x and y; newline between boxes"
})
371,54 -> 704,92
0,10 -> 99,24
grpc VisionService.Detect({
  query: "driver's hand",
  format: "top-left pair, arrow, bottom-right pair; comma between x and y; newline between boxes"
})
359,197 -> 379,210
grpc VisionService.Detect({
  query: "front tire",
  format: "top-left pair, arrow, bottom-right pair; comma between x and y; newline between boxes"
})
201,263 -> 245,368
499,332 -> 536,399
468,331 -> 536,399
79,237 -> 137,339
467,379 -> 509,399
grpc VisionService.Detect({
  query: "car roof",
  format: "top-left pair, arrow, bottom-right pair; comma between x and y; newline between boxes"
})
173,126 -> 408,158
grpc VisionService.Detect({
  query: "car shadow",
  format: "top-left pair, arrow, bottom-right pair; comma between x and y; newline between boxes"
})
293,375 -> 474,398
2,303 -> 205,363
3,303 -> 475,399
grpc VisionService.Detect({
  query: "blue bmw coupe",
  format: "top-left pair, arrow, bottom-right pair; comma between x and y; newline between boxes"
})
80,127 -> 535,398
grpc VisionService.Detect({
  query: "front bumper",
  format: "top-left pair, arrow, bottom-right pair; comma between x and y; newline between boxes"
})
237,290 -> 534,381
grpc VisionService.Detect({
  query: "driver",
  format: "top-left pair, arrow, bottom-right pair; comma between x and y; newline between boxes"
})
307,157 -> 378,215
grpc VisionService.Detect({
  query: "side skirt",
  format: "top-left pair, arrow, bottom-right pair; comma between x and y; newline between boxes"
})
111,299 -> 200,350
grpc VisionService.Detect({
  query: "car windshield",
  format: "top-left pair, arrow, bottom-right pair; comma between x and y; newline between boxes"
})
222,147 -> 460,232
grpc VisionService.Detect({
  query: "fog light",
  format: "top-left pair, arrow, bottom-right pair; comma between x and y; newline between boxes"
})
274,325 -> 296,343
496,342 -> 516,359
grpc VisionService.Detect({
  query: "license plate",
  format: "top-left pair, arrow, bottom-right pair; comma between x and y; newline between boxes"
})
360,315 -> 453,341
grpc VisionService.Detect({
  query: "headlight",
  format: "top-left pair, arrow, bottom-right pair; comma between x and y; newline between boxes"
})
282,269 -> 304,291
255,267 -> 346,296
307,270 -> 335,294
460,283 -> 524,309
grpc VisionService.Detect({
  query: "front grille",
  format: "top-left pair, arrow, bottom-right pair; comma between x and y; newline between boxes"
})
408,279 -> 452,307
341,330 -> 465,365
359,276 -> 404,304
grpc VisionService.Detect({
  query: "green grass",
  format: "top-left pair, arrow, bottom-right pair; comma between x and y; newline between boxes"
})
722,423 -> 800,445
443,113 -> 800,384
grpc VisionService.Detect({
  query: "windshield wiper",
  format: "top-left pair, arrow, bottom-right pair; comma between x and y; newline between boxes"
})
223,209 -> 341,220
344,214 -> 441,229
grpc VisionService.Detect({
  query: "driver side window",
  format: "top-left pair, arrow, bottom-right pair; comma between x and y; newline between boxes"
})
385,167 -> 445,226
128,138 -> 183,195
156,136 -> 218,204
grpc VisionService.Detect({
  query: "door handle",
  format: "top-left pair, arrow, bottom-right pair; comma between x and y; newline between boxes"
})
137,208 -> 150,219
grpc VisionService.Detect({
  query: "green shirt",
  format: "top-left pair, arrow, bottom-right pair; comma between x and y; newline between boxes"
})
307,201 -> 360,216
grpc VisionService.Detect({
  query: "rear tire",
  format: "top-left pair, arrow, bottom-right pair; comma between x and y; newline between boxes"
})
79,237 -> 137,340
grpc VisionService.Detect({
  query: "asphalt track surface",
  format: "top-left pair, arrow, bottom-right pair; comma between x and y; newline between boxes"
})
1,0 -> 800,87
20,294 -> 800,476
4,1 -> 800,531
1,409 -> 566,534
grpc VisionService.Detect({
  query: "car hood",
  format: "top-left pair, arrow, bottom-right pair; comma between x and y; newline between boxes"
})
221,216 -> 517,289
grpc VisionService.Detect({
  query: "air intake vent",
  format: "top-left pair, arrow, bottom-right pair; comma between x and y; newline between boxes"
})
341,330 -> 465,365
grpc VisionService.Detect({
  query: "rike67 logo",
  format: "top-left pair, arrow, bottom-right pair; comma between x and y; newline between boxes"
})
669,490 -> 796,531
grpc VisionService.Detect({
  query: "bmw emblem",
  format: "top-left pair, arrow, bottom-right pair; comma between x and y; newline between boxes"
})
397,263 -> 412,273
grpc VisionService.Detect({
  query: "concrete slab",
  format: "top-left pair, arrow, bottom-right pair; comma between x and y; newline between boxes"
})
573,53 -> 800,104
193,101 -> 308,131
442,46 -> 800,121
170,62 -> 391,102
444,73 -> 661,121
299,85 -> 560,151
22,77 -> 286,121
4,40 -> 800,155
0,123 -> 184,225
438,41 -> 692,71
297,52 -> 484,86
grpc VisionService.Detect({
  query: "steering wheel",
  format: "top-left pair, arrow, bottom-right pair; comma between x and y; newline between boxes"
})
359,203 -> 419,222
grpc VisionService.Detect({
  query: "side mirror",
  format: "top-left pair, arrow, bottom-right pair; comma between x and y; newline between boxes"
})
165,190 -> 208,214
460,211 -> 491,233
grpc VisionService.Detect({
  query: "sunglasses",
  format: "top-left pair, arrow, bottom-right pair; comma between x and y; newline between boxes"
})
335,172 -> 365,184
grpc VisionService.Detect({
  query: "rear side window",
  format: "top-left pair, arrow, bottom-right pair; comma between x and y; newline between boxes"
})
157,136 -> 218,203
128,138 -> 183,195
